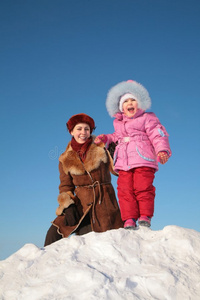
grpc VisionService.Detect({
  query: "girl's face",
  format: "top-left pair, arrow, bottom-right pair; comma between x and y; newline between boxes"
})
71,123 -> 91,144
122,98 -> 138,117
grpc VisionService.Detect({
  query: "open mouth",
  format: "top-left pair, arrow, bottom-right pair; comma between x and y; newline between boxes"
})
128,107 -> 135,113
79,136 -> 87,141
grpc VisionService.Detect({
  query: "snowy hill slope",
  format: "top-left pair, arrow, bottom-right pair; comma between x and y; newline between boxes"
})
0,225 -> 200,300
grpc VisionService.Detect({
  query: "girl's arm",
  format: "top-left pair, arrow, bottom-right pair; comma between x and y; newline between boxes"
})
94,132 -> 118,148
145,113 -> 172,159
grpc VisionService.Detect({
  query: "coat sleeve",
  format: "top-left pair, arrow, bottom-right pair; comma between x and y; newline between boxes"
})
56,162 -> 76,216
145,113 -> 172,156
58,162 -> 75,194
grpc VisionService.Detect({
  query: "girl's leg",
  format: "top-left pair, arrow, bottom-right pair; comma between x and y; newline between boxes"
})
117,170 -> 139,221
133,167 -> 156,218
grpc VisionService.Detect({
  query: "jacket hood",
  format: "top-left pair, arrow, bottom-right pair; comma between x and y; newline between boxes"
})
106,80 -> 151,117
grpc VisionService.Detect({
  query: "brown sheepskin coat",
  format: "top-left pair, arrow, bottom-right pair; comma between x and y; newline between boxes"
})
52,141 -> 123,237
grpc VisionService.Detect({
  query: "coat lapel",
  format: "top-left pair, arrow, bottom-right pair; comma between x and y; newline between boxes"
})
59,143 -> 108,175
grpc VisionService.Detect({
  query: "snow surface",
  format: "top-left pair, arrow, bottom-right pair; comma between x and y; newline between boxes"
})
0,225 -> 200,300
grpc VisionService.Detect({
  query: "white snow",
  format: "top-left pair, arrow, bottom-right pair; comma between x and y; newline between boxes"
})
0,225 -> 200,300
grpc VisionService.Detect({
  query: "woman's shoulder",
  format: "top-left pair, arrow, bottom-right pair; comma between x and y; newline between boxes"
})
59,142 -> 73,162
91,135 -> 106,150
89,142 -> 106,156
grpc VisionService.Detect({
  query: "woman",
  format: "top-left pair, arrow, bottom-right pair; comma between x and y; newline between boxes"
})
44,113 -> 123,246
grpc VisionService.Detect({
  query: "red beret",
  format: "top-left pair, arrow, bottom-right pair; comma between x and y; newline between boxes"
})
66,113 -> 95,133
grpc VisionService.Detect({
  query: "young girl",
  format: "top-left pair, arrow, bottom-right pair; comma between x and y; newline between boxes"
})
44,113 -> 123,246
94,80 -> 171,229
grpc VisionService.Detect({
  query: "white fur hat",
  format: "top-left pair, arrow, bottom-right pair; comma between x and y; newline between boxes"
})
106,80 -> 151,117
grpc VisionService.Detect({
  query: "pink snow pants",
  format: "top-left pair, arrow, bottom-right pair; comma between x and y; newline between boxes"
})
117,167 -> 156,221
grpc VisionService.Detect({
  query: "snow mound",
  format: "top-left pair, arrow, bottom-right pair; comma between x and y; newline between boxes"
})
0,225 -> 200,300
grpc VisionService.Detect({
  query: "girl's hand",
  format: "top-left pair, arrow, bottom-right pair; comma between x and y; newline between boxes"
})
94,134 -> 108,144
157,151 -> 169,164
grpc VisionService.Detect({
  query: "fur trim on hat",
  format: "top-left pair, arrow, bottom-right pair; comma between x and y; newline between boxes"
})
66,113 -> 95,133
106,80 -> 151,117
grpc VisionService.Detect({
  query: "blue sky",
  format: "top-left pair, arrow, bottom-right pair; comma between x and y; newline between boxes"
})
1,0 -> 200,260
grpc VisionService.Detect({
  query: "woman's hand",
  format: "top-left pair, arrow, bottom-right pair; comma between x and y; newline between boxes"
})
63,204 -> 80,226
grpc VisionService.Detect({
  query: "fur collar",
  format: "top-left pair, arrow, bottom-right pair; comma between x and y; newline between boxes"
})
59,142 -> 108,175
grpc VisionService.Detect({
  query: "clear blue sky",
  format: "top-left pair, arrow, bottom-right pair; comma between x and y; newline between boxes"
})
1,0 -> 200,260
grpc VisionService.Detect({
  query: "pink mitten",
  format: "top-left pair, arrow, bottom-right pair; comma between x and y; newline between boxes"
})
94,134 -> 108,144
157,151 -> 169,164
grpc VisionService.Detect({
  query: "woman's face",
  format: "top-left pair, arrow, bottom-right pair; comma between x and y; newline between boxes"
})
71,123 -> 91,144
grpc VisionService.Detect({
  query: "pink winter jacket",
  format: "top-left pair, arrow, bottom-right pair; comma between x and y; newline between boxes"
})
106,110 -> 171,172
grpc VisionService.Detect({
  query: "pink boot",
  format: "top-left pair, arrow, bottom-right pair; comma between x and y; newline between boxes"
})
138,216 -> 151,227
124,218 -> 136,230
